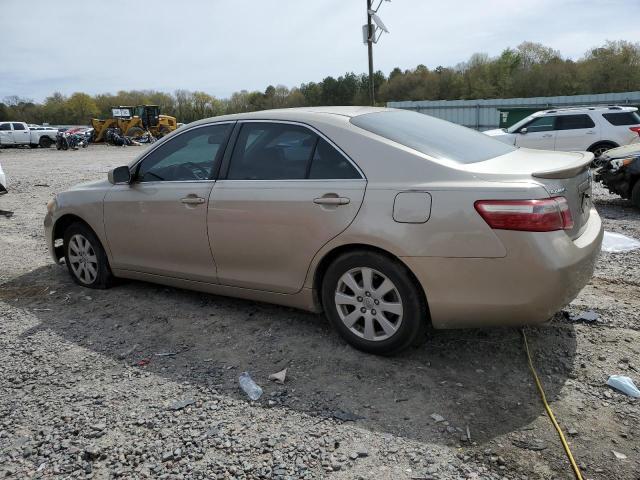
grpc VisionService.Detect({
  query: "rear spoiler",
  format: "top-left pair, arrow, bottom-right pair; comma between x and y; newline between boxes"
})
532,152 -> 594,179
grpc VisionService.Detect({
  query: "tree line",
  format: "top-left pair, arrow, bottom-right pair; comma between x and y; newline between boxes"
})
1,40 -> 639,126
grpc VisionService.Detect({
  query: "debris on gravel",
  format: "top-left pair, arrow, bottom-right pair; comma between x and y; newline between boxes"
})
0,147 -> 639,479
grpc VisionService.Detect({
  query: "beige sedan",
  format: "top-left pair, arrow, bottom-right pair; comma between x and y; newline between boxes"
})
45,107 -> 603,355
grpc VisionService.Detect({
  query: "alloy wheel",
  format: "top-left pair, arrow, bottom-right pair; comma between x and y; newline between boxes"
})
334,267 -> 403,341
68,234 -> 98,285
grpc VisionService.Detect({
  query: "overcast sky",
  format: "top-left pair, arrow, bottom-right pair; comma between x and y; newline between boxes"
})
2,0 -> 640,102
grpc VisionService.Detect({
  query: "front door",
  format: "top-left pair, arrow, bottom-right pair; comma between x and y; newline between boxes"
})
11,123 -> 30,144
209,121 -> 366,294
0,123 -> 14,145
515,116 -> 557,150
103,122 -> 234,282
554,114 -> 598,151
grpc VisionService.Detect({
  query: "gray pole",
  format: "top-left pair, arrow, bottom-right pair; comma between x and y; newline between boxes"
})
367,0 -> 375,106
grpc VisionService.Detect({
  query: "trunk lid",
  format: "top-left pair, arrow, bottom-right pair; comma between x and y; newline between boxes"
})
462,148 -> 594,239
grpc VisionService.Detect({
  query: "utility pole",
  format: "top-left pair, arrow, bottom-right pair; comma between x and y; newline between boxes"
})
367,0 -> 375,106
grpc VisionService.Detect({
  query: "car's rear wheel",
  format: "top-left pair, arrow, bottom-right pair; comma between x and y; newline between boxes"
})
321,251 -> 427,355
589,142 -> 616,158
63,222 -> 113,289
39,136 -> 53,148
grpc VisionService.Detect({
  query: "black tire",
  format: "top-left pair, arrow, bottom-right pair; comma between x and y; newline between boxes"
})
39,136 -> 53,148
63,222 -> 114,289
321,251 -> 428,355
631,179 -> 640,209
589,142 -> 617,158
125,126 -> 144,137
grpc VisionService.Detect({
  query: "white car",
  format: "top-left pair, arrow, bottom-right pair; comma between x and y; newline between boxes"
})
484,106 -> 640,157
0,121 -> 57,148
0,161 -> 7,194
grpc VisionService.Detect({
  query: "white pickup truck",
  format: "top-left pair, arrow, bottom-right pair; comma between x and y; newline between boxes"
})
0,121 -> 57,148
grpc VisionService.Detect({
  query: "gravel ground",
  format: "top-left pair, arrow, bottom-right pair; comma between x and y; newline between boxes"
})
0,145 -> 638,479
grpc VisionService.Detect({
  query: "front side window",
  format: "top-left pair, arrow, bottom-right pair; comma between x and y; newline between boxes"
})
602,111 -> 640,126
523,116 -> 556,132
227,123 -> 317,180
12,123 -> 26,131
136,123 -> 232,182
0,123 -> 10,131
556,114 -> 595,130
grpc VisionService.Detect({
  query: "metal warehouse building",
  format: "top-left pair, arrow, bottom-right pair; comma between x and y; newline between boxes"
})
387,91 -> 640,131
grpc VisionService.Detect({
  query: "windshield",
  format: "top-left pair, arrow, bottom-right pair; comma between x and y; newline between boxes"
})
350,110 -> 516,164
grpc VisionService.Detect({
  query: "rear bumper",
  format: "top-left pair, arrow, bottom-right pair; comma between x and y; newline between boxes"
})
402,208 -> 603,329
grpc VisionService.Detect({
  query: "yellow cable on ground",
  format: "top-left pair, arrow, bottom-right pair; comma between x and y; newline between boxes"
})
521,329 -> 584,480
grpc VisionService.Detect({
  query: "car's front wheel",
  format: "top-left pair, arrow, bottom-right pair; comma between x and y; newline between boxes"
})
63,222 -> 113,289
321,251 -> 428,355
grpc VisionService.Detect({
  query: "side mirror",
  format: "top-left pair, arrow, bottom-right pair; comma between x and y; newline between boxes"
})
108,166 -> 132,185
519,127 -> 528,134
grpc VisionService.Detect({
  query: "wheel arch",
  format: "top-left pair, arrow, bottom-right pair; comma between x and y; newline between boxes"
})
311,243 -> 430,320
51,214 -> 98,261
587,140 -> 618,153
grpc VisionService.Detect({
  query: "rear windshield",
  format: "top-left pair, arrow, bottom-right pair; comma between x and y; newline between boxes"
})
350,110 -> 516,164
602,111 -> 640,126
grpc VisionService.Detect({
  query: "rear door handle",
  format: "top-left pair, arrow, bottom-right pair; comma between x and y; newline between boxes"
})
585,131 -> 595,134
180,195 -> 205,205
314,196 -> 350,205
542,134 -> 553,138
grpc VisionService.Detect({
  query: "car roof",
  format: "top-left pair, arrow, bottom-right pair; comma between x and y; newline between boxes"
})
186,106 -> 395,127
533,105 -> 637,116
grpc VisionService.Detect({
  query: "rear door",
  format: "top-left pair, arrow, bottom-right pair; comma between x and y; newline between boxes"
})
11,123 -> 30,144
209,121 -> 366,293
554,114 -> 597,151
0,123 -> 13,145
515,116 -> 557,150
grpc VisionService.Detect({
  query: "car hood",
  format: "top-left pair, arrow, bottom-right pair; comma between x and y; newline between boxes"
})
67,178 -> 111,192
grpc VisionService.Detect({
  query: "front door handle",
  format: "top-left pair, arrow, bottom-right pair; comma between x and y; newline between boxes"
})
542,134 -> 553,138
180,195 -> 205,205
314,196 -> 350,206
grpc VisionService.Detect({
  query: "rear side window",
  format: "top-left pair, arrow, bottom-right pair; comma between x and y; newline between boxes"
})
309,138 -> 361,179
602,111 -> 640,126
12,123 -> 26,131
555,114 -> 595,130
0,123 -> 10,131
350,110 -> 516,164
228,123 -> 317,180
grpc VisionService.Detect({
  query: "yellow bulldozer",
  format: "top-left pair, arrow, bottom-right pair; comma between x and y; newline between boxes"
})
91,105 -> 178,142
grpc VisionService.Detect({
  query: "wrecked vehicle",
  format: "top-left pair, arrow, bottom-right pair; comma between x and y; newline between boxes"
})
594,143 -> 640,208
56,127 -> 93,150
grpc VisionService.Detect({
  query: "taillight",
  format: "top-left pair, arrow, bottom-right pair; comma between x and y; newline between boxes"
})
474,197 -> 574,232
629,126 -> 640,136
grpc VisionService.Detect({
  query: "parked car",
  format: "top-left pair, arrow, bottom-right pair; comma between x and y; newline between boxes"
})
44,107 -> 603,355
595,143 -> 640,208
0,121 -> 57,148
484,106 -> 640,157
0,160 -> 6,195
28,124 -> 58,132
